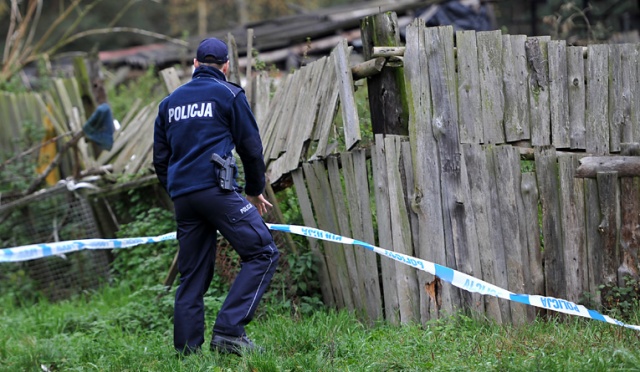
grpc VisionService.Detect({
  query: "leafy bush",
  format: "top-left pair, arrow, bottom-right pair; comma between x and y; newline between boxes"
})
111,207 -> 178,288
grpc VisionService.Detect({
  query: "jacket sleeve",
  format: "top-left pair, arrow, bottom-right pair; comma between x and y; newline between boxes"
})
153,102 -> 171,193
229,92 -> 266,196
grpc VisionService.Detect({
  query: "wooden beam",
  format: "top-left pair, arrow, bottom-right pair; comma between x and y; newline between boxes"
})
575,156 -> 640,178
351,57 -> 386,80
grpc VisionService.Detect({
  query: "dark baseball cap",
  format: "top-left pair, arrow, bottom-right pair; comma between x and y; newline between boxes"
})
196,38 -> 229,64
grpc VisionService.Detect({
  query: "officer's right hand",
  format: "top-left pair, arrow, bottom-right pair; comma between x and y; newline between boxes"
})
247,194 -> 272,216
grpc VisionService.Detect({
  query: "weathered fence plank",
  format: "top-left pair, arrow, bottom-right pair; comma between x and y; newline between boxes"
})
619,44 -> 639,144
384,136 -> 420,323
461,144 -> 504,323
548,40 -> 570,148
343,150 -> 383,321
493,145 -> 530,324
326,156 -> 358,312
309,54 -> 340,161
291,168 -> 335,306
526,36 -> 551,146
333,39 -> 361,149
585,178 -> 603,303
502,35 -> 529,142
477,30 -> 505,144
567,46 -> 586,149
372,134 -> 400,324
596,171 -> 621,285
619,176 -> 640,282
521,172 -> 545,306
427,25 -> 474,314
302,162 -> 347,308
609,44 -> 624,152
404,21 -> 452,319
535,146 -> 566,300
455,30 -> 483,144
586,44 -> 609,155
558,155 -> 586,303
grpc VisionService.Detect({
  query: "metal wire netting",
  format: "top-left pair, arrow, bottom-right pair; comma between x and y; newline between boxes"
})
0,186 -> 111,302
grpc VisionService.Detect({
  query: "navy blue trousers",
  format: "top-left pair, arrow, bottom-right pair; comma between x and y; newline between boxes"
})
172,186 -> 279,353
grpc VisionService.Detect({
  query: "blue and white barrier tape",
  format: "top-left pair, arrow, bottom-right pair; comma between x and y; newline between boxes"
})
1,223 -> 639,331
0,233 -> 176,262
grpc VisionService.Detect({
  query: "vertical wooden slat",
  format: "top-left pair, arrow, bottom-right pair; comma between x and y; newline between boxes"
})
586,44 -> 609,155
502,35 -> 529,142
585,178 -> 603,303
302,162 -> 346,308
521,172 -> 545,305
461,143 -> 503,323
309,54 -> 340,160
609,44 -> 624,152
558,155 -> 586,303
567,46 -> 586,149
526,36 -> 551,146
535,146 -> 566,300
548,40 -> 570,148
455,30 -> 483,144
619,44 -> 638,144
333,39 -> 361,150
384,136 -> 420,323
477,30 -> 505,144
352,149 -> 382,320
405,20 -> 451,320
343,150 -> 383,321
426,25 -> 469,313
619,176 -> 640,283
493,145 -> 529,324
596,171 -> 620,285
291,168 -> 335,306
372,134 -> 399,323
326,156 -> 358,312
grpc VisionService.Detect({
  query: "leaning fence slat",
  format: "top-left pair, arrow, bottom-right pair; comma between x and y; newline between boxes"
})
309,55 -> 340,161
384,136 -> 420,323
586,44 -> 609,155
302,162 -> 347,308
333,39 -> 361,150
596,171 -> 621,286
291,168 -> 335,307
372,134 -> 399,324
493,145 -> 529,324
326,156 -> 359,312
455,30 -> 483,144
567,46 -> 586,149
549,40 -> 570,148
535,146 -> 566,300
404,20 -> 449,320
558,155 -> 586,303
502,35 -> 529,142
526,36 -> 551,146
268,68 -> 304,161
477,30 -> 505,144
261,73 -> 292,157
343,150 -> 383,321
461,144 -> 503,323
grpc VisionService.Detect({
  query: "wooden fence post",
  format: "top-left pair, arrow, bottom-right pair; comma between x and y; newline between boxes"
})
360,12 -> 408,136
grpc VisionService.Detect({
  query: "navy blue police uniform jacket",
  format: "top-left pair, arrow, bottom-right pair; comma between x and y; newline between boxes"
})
153,65 -> 266,199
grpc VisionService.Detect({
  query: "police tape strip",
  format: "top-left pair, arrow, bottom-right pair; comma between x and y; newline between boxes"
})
2,223 -> 639,331
266,223 -> 640,332
0,233 -> 177,262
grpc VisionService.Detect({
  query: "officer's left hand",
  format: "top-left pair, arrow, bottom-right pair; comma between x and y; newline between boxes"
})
247,194 -> 272,215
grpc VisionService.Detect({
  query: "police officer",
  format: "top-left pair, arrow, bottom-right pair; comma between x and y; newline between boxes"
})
153,37 -> 280,356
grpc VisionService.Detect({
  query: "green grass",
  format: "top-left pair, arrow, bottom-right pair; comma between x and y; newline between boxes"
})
1,284 -> 640,371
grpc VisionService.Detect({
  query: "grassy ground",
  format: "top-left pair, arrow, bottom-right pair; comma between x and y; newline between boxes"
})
1,284 -> 640,372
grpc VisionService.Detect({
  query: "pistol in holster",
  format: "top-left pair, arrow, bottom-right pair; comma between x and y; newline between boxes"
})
210,153 -> 236,191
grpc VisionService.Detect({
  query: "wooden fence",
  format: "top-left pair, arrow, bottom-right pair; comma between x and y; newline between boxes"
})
2,19 -> 640,325
263,21 -> 640,325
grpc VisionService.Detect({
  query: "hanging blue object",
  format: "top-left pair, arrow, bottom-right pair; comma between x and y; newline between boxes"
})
82,103 -> 115,151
